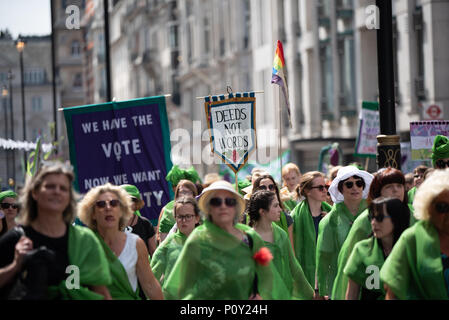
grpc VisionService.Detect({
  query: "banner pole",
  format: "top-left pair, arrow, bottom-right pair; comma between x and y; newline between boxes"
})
235,172 -> 239,192
278,88 -> 283,177
365,157 -> 369,171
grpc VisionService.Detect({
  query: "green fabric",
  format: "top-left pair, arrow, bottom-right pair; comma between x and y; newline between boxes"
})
159,200 -> 175,233
0,190 -> 17,202
162,219 -> 290,300
47,225 -> 112,300
408,186 -> 417,206
151,229 -> 187,286
233,179 -> 252,196
431,135 -> 449,167
94,232 -> 141,300
121,184 -> 142,217
282,199 -> 298,214
291,200 -> 332,287
316,200 -> 367,297
166,165 -> 201,186
265,223 -> 314,300
274,211 -> 289,235
343,237 -> 386,299
380,220 -> 449,300
331,204 -> 417,300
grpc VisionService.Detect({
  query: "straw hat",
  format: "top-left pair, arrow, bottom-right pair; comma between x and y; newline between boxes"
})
328,166 -> 374,204
197,180 -> 246,215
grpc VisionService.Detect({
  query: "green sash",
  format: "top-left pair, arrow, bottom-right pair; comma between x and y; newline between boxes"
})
94,232 -> 141,300
151,229 -> 187,286
274,211 -> 289,235
343,237 -> 386,299
282,199 -> 298,214
264,223 -> 314,300
332,203 -> 417,300
159,200 -> 175,233
290,200 -> 332,286
408,186 -> 417,207
380,220 -> 448,300
316,200 -> 367,297
163,220 -> 290,300
47,225 -> 112,300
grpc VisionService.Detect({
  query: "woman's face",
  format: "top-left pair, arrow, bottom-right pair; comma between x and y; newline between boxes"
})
341,176 -> 364,202
208,190 -> 238,228
177,185 -> 194,198
413,172 -> 424,188
32,173 -> 71,215
370,204 -> 394,240
261,197 -> 281,223
259,178 -> 276,193
175,203 -> 200,235
283,171 -> 301,191
1,197 -> 19,220
380,183 -> 405,202
429,190 -> 449,235
93,191 -> 122,230
305,177 -> 328,202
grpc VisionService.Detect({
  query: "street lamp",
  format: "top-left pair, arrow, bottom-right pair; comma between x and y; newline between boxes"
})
8,70 -> 16,187
15,37 -> 27,172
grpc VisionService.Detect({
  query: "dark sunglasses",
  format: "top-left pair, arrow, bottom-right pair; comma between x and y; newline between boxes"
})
368,212 -> 391,222
0,203 -> 19,210
310,185 -> 327,192
436,159 -> 449,169
258,184 -> 276,191
344,180 -> 364,189
210,197 -> 237,207
434,202 -> 449,214
131,197 -> 139,203
413,174 -> 424,179
95,199 -> 120,208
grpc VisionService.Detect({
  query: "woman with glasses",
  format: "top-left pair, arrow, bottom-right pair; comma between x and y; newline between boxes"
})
78,183 -> 163,300
0,162 -> 111,300
248,190 -> 314,299
316,165 -> 373,299
380,168 -> 449,299
151,197 -> 200,287
344,197 -> 410,300
290,171 -> 332,290
163,180 -> 289,300
331,167 -> 416,300
0,190 -> 19,238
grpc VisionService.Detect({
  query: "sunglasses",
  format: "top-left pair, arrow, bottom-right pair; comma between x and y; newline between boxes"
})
368,212 -> 391,222
344,180 -> 364,189
434,202 -> 449,214
95,199 -> 120,208
413,174 -> 424,179
131,197 -> 139,203
0,203 -> 19,210
436,159 -> 449,169
258,184 -> 276,191
210,197 -> 237,207
175,214 -> 195,222
310,185 -> 328,192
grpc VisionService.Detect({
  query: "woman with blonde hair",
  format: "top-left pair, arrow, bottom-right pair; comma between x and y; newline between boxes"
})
0,162 -> 111,300
280,163 -> 302,212
78,183 -> 163,300
380,168 -> 449,299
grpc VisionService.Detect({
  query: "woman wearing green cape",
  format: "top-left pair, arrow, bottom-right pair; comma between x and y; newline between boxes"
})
290,171 -> 332,290
344,197 -> 410,299
331,167 -> 417,300
0,190 -> 19,237
151,196 -> 201,285
163,180 -> 290,300
78,183 -> 163,300
248,190 -> 314,299
380,168 -> 449,299
316,165 -> 373,299
0,162 -> 111,300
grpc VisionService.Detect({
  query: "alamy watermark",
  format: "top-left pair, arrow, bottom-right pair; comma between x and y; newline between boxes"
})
65,265 -> 80,290
65,5 -> 80,30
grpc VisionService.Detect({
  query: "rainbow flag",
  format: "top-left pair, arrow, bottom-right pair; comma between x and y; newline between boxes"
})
271,40 -> 292,127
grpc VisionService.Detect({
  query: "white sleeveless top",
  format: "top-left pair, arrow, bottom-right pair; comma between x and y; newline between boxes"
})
118,232 -> 139,292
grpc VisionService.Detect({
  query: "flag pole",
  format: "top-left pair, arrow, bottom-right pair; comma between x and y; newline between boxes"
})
278,87 -> 283,177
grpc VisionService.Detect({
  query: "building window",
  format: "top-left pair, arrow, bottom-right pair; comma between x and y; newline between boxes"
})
24,68 -> 46,85
31,96 -> 42,112
73,73 -> 82,88
338,34 -> 356,114
168,24 -> 179,49
414,6 -> 425,101
243,0 -> 251,49
71,40 -> 81,56
320,42 -> 334,119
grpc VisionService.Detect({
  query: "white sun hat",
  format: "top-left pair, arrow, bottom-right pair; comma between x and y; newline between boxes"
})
328,165 -> 374,204
197,180 -> 246,215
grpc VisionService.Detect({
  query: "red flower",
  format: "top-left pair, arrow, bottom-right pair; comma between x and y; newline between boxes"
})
253,247 -> 273,266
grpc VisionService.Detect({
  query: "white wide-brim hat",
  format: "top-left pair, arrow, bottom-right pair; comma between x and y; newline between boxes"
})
328,166 -> 374,204
197,180 -> 246,215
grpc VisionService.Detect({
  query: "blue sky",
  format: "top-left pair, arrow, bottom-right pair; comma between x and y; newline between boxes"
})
0,0 -> 51,38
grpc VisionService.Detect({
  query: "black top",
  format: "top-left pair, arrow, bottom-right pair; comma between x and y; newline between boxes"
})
283,211 -> 294,227
312,215 -> 322,241
126,215 -> 155,251
0,225 -> 70,298
0,217 -> 7,238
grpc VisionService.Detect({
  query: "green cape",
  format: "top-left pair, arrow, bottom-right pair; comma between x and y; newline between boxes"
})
431,134 -> 449,167
408,186 -> 417,207
316,200 -> 367,297
265,223 -> 314,299
331,204 -> 417,300
94,232 -> 141,300
159,200 -> 175,233
343,237 -> 386,299
282,199 -> 298,214
290,200 -> 332,286
380,220 -> 449,300
47,225 -> 112,300
150,229 -> 187,286
162,220 -> 290,300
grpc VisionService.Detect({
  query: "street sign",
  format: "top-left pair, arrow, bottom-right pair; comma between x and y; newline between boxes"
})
423,102 -> 444,120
